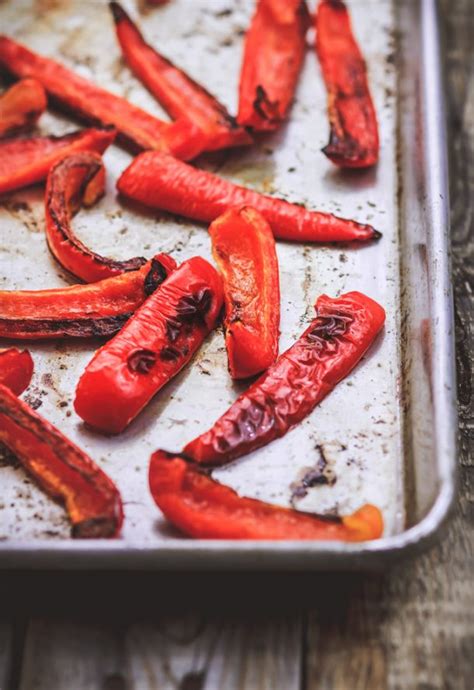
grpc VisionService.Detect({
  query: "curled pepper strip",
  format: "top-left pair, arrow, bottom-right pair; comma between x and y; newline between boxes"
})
45,152 -> 146,283
75,257 -> 224,434
0,348 -> 34,395
0,253 -> 176,340
237,0 -> 309,131
110,2 -> 252,152
315,0 -> 379,168
184,291 -> 385,466
117,152 -> 381,243
0,126 -> 116,195
149,451 -> 384,541
210,207 -> 280,379
0,78 -> 47,138
0,35 -> 206,159
0,383 -> 123,538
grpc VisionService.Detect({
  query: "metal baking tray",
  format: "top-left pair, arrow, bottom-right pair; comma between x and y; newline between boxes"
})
0,0 -> 456,570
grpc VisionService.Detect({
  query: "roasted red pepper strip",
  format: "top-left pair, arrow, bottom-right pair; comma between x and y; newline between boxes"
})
184,291 -> 385,466
0,35 -> 205,159
110,2 -> 252,152
0,253 -> 176,340
117,152 -> 380,243
74,257 -> 223,434
149,451 -> 384,541
315,0 -> 379,168
0,78 -> 46,138
0,348 -> 34,395
0,126 -> 115,195
45,152 -> 147,283
0,384 -> 123,538
210,207 -> 280,379
237,0 -> 309,131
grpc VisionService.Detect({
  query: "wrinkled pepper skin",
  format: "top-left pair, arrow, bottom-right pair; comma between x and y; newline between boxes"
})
0,126 -> 116,195
0,383 -> 123,538
0,35 -> 206,159
117,152 -> 381,243
315,0 -> 379,168
237,0 -> 309,131
184,291 -> 385,466
149,451 -> 384,541
0,348 -> 34,395
110,2 -> 252,152
75,257 -> 223,434
209,207 -> 280,379
45,152 -> 146,283
0,253 -> 176,340
0,78 -> 46,138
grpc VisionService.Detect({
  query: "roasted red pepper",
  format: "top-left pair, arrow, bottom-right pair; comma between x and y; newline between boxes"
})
0,126 -> 115,195
117,152 -> 381,242
0,383 -> 123,538
237,0 -> 309,131
0,348 -> 34,395
184,291 -> 385,465
0,35 -> 205,159
0,253 -> 176,340
210,207 -> 279,378
74,257 -> 223,434
110,2 -> 252,152
0,78 -> 46,138
149,451 -> 384,541
45,152 -> 146,283
315,0 -> 379,168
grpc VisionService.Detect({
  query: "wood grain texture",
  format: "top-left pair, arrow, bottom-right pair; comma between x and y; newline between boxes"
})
0,625 -> 13,690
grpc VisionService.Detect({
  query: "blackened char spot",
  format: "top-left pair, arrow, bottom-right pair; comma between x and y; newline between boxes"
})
0,313 -> 132,338
177,288 -> 212,323
159,345 -> 182,362
127,349 -> 157,374
144,257 -> 170,296
253,85 -> 280,123
307,313 -> 353,344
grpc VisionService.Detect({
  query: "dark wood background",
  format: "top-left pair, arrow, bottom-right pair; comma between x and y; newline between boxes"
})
0,1 -> 472,688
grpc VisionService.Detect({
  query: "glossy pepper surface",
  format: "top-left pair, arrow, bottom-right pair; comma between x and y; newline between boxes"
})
209,207 -> 280,379
117,152 -> 381,243
315,0 -> 379,168
45,152 -> 146,283
75,257 -> 223,434
184,291 -> 385,465
0,348 -> 34,395
0,78 -> 46,138
149,451 -> 384,541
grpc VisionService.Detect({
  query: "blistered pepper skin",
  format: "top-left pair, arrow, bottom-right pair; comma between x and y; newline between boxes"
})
0,348 -> 34,395
0,78 -> 47,138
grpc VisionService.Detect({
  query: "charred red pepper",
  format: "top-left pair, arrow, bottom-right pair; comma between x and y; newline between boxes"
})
0,253 -> 176,340
315,0 -> 379,168
74,257 -> 223,434
0,348 -> 34,395
0,383 -> 123,538
0,126 -> 115,195
184,291 -> 385,465
0,78 -> 46,138
45,152 -> 146,283
117,152 -> 381,243
0,35 -> 206,159
110,2 -> 252,152
237,0 -> 309,131
149,451 -> 384,541
210,207 -> 279,379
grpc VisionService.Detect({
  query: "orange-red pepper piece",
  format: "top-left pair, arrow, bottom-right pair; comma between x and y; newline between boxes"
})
184,291 -> 385,466
149,451 -> 384,541
45,152 -> 147,283
117,152 -> 381,243
315,0 -> 379,168
0,348 -> 34,395
110,2 -> 252,152
0,35 -> 205,159
0,383 -> 123,538
237,0 -> 310,131
0,126 -> 115,195
0,78 -> 46,138
0,253 -> 176,340
74,257 -> 223,434
209,207 -> 280,379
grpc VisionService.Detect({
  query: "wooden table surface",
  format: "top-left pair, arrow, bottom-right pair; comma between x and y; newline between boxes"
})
0,1 -> 472,688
